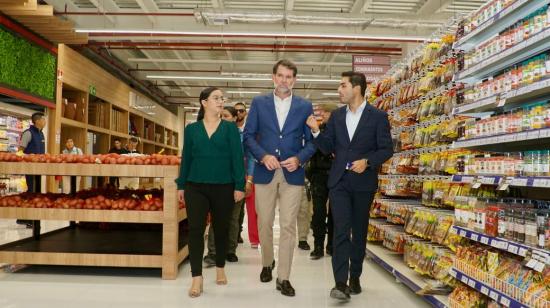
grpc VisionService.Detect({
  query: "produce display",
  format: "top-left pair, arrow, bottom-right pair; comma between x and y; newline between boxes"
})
0,153 -> 180,165
0,188 -> 185,211
455,244 -> 550,307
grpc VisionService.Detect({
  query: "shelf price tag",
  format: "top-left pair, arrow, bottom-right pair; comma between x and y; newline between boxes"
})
449,269 -> 457,277
467,279 -> 476,288
526,259 -> 538,269
500,296 -> 511,307
471,234 -> 479,241
511,178 -> 528,186
480,286 -> 489,295
499,241 -> 509,250
480,236 -> 490,245
518,248 -> 528,257
489,291 -> 499,301
490,240 -> 500,248
534,261 -> 546,272
472,182 -> 482,189
461,276 -> 469,284
507,245 -> 519,255
459,230 -> 467,237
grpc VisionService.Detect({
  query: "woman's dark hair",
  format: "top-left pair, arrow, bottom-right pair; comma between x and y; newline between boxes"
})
197,87 -> 220,121
223,106 -> 237,119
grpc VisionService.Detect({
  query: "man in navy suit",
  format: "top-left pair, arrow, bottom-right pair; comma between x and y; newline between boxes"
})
306,71 -> 393,301
244,60 -> 317,297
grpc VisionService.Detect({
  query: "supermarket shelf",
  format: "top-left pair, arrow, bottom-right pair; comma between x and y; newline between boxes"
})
453,78 -> 550,115
0,226 -> 188,271
389,81 -> 456,115
451,174 -> 550,188
0,127 -> 23,134
0,207 -> 163,223
380,174 -> 450,181
452,226 -> 550,261
60,117 -> 87,129
0,162 -> 178,178
366,244 -> 449,308
110,130 -> 131,139
455,0 -> 547,51
393,145 -> 450,157
87,124 -> 111,135
392,115 -> 452,134
457,28 -> 550,81
452,128 -> 550,149
448,268 -> 528,308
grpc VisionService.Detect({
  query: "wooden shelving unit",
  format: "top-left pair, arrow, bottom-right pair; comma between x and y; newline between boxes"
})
0,162 -> 187,280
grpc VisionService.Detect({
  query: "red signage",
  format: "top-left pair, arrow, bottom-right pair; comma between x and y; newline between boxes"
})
352,55 -> 391,82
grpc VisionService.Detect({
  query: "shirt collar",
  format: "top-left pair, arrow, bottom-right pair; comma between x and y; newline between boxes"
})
273,90 -> 293,103
346,101 -> 367,114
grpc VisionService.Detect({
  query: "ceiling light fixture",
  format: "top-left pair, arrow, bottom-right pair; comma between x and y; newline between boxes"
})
226,91 -> 262,94
75,29 -> 430,42
147,75 -> 340,83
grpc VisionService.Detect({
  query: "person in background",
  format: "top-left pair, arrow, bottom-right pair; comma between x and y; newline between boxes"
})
108,138 -> 127,188
244,59 -> 316,297
109,138 -> 126,154
306,103 -> 338,260
177,87 -> 245,298
125,137 -> 140,154
234,102 -> 259,248
296,185 -> 312,250
17,112 -> 46,228
306,71 -> 393,301
62,138 -> 83,194
203,106 -> 244,265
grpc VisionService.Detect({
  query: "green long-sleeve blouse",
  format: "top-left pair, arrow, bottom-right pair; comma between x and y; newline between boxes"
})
176,120 -> 245,192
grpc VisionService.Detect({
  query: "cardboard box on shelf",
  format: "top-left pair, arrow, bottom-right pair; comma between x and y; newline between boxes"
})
63,99 -> 77,120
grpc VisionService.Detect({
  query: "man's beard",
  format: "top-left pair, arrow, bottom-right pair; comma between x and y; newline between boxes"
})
275,84 -> 291,94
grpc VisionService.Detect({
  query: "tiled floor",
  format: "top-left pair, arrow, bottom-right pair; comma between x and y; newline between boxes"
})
0,219 -> 428,308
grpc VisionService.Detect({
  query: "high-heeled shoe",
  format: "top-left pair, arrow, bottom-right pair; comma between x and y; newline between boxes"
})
188,277 -> 203,298
216,267 -> 227,285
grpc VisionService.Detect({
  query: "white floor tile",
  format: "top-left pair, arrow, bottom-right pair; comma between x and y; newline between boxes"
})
0,218 -> 429,308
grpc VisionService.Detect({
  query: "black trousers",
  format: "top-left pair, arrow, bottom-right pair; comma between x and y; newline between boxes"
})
329,173 -> 374,284
17,175 -> 42,226
310,173 -> 333,249
185,182 -> 234,277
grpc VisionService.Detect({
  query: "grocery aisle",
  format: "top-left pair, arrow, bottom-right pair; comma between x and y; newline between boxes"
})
0,218 -> 428,308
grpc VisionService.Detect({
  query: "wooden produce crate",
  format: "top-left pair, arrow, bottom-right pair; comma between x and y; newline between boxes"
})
0,162 -> 187,279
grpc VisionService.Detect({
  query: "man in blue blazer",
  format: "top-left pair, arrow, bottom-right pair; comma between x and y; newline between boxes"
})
244,60 -> 317,297
306,71 -> 393,301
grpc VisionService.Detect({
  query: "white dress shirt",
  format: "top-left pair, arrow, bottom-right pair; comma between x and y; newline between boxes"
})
346,101 -> 366,140
274,92 -> 292,131
312,101 -> 367,140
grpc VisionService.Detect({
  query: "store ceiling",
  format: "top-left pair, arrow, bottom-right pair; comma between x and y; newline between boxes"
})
45,0 -> 486,109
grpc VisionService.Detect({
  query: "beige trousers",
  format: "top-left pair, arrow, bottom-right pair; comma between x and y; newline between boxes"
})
297,187 -> 312,241
255,169 -> 303,280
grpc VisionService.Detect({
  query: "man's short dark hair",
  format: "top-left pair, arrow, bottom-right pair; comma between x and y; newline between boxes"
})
273,59 -> 298,77
31,112 -> 44,124
113,138 -> 121,143
341,71 -> 367,97
234,102 -> 246,110
129,137 -> 139,143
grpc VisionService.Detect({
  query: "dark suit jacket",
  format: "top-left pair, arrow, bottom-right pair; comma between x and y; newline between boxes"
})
314,103 -> 393,191
244,93 -> 317,185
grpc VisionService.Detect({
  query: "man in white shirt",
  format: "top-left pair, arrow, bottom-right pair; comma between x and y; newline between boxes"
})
62,138 -> 82,194
244,60 -> 317,297
306,71 -> 393,301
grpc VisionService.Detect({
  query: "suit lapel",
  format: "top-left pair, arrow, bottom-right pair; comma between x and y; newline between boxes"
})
340,108 -> 351,145
267,93 -> 281,132
281,96 -> 299,133
349,104 -> 371,145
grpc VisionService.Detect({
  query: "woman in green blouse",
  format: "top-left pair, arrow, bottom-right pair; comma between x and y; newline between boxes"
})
176,87 -> 245,298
